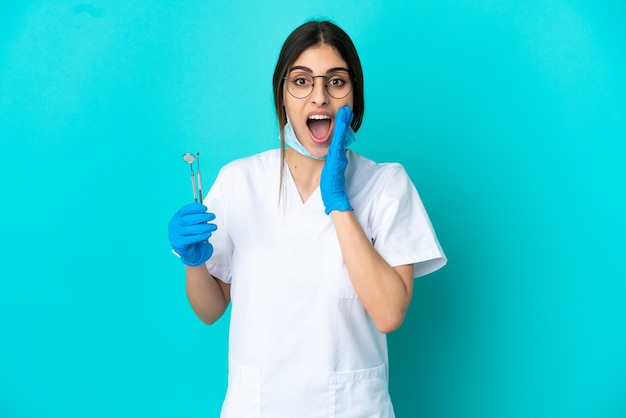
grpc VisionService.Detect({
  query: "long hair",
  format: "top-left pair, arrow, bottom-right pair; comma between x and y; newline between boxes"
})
272,21 -> 365,197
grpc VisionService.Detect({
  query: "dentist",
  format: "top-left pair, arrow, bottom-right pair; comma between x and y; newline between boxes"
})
168,20 -> 446,417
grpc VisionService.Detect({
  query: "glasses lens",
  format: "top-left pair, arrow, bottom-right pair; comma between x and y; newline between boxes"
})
326,71 -> 352,99
286,72 -> 314,99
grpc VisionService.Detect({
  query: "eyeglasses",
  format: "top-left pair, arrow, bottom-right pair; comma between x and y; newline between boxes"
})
283,70 -> 353,99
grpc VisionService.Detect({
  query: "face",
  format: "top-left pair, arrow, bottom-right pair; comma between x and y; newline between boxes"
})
283,44 -> 354,159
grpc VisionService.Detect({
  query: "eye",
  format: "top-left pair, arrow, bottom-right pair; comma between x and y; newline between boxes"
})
327,73 -> 349,87
291,73 -> 312,87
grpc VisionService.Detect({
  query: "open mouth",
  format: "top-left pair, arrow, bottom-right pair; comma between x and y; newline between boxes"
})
306,114 -> 332,143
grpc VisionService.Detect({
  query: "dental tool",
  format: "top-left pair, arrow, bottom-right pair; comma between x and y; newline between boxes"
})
182,152 -> 199,202
196,152 -> 203,202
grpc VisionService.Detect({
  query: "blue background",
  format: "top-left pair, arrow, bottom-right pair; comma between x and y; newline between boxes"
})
1,1 -> 625,417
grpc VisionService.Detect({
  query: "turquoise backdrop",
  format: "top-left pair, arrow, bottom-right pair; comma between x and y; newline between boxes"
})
1,1 -> 625,417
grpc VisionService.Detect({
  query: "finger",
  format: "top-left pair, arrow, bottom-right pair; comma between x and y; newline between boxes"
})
174,221 -> 217,237
336,106 -> 353,130
345,106 -> 354,126
330,106 -> 353,152
177,232 -> 214,246
178,212 -> 215,226
178,202 -> 209,216
338,105 -> 353,126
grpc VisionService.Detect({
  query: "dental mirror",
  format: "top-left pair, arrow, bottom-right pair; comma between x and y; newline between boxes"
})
182,153 -> 196,164
182,153 -> 198,202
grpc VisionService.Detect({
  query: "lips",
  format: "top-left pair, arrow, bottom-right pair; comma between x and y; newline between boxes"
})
306,113 -> 333,143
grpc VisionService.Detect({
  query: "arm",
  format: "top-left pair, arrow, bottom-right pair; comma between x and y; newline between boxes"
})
321,106 -> 413,333
168,202 -> 229,325
185,264 -> 231,325
331,210 -> 413,334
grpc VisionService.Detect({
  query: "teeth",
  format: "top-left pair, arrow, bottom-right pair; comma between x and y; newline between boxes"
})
308,114 -> 331,120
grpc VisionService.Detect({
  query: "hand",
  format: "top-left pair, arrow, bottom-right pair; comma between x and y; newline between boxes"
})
321,105 -> 354,215
168,202 -> 217,266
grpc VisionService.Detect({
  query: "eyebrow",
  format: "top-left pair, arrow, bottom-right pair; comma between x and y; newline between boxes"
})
288,65 -> 350,74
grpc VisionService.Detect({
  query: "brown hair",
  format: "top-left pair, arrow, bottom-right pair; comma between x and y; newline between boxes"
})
272,20 -> 365,186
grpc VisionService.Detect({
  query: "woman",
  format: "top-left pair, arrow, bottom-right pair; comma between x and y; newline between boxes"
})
168,20 -> 446,418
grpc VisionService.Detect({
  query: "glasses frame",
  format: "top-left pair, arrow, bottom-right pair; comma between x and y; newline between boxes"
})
283,70 -> 354,100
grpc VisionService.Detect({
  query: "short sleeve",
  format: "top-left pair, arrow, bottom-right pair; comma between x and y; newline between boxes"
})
202,169 -> 234,284
371,164 -> 446,278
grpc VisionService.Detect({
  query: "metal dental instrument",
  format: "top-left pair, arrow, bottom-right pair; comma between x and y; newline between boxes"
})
196,152 -> 203,202
182,152 -> 199,202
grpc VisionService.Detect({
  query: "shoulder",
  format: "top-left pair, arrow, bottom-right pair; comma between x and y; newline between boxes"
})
207,149 -> 280,208
347,150 -> 410,187
217,149 -> 281,180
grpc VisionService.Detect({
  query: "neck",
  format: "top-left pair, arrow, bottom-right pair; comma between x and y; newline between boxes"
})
285,148 -> 324,202
286,148 -> 324,175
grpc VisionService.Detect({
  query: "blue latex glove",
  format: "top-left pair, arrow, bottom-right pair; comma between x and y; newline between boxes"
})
320,105 -> 354,215
168,202 -> 217,266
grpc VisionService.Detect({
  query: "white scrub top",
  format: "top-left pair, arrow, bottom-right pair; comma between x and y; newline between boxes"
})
203,149 -> 446,418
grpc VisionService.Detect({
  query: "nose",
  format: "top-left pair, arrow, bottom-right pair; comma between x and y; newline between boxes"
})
310,77 -> 329,106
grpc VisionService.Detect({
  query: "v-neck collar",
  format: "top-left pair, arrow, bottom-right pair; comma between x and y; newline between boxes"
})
283,163 -> 321,206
